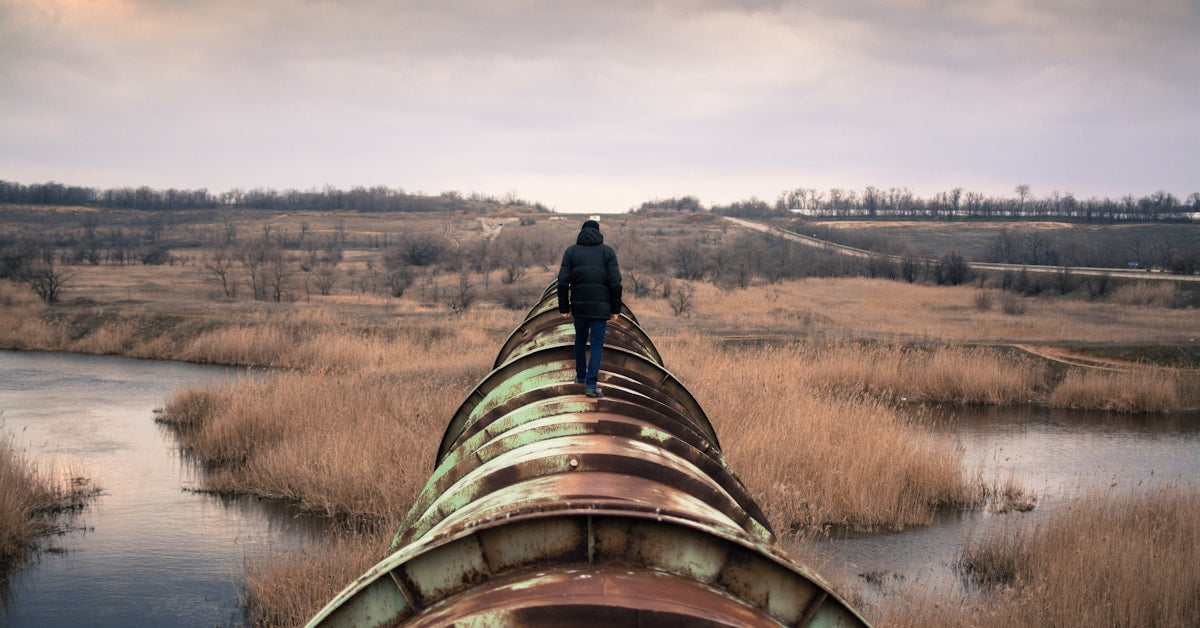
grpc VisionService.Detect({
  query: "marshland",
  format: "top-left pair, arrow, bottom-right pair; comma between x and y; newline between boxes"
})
1,198 -> 1198,626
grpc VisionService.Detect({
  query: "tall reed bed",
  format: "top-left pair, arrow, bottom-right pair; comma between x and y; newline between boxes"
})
798,342 -> 1043,405
160,367 -> 483,526
177,309 -> 510,373
1109,281 -> 1180,307
0,434 -> 96,571
0,284 -> 64,350
881,484 -> 1200,627
1050,367 -> 1187,412
660,336 -> 983,532
243,528 -> 394,627
156,315 -> 501,623
158,309 -> 498,523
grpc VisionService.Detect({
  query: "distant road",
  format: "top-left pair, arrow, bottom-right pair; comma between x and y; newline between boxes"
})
722,216 -> 1200,283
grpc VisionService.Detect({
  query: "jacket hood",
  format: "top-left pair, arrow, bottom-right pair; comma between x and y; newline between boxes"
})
576,225 -> 604,245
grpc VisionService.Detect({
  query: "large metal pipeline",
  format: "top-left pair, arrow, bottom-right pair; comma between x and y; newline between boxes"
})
307,282 -> 869,626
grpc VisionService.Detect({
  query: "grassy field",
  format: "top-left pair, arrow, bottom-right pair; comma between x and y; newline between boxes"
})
2,207 -> 1198,624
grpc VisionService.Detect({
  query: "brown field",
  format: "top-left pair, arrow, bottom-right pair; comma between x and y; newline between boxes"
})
3,208 -> 1199,624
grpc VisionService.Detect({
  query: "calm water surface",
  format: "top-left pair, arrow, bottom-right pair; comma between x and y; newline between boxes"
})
810,404 -> 1200,607
0,351 -> 327,627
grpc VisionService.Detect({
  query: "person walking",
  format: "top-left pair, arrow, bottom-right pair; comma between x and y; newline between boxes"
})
558,219 -> 622,398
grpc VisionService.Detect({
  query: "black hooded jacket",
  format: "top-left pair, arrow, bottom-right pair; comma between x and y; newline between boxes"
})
557,223 -> 622,319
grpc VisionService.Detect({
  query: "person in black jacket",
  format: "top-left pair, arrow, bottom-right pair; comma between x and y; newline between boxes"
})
558,219 -> 622,398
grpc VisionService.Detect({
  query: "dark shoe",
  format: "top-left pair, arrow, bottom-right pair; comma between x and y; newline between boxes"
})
574,375 -> 585,384
585,385 -> 604,398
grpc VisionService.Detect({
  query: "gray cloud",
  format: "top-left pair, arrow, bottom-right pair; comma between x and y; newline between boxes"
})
1,0 -> 1195,212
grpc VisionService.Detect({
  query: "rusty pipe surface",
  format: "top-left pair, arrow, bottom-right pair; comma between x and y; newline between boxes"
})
308,282 -> 870,627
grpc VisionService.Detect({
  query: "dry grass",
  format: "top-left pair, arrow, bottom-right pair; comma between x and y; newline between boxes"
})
0,434 -> 97,573
155,309 -> 501,526
1110,281 -> 1181,308
661,336 -> 984,532
243,527 -> 394,627
636,278 -> 1200,347
1050,367 -> 1186,413
0,283 -> 67,349
881,484 -> 1200,627
987,472 -> 1038,515
160,370 -> 485,526
796,342 -> 1043,405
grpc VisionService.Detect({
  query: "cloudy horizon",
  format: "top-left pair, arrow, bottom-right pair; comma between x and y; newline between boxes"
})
2,0 -> 1196,213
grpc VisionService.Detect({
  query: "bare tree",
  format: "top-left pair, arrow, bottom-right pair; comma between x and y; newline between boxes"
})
391,233 -> 446,267
525,232 -> 559,270
491,233 -> 530,285
1053,266 -> 1075,295
1015,184 -> 1031,214
625,268 -> 661,298
499,246 -> 527,285
900,254 -> 922,283
24,260 -> 73,303
265,254 -> 294,302
934,252 -> 970,285
239,243 -> 267,300
204,248 -> 238,299
385,266 -> 412,298
671,237 -> 709,281
449,267 -> 475,312
666,280 -> 694,317
382,247 -> 414,298
311,264 -> 338,296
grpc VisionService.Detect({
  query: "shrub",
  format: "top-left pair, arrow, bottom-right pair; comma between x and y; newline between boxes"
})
1000,293 -> 1026,315
935,252 -> 970,285
1110,282 -> 1178,308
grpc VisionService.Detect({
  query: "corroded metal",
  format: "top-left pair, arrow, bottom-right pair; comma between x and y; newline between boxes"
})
308,281 -> 870,627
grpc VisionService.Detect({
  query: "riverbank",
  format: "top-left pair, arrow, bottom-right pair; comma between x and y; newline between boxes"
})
880,485 -> 1200,627
0,434 -> 97,578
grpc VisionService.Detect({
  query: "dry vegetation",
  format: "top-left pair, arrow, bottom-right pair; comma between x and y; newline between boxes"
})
158,326 -> 494,525
0,434 -> 97,576
663,336 -> 983,532
2,208 -> 1198,624
881,484 -> 1200,627
243,530 -> 392,628
1050,367 -> 1186,413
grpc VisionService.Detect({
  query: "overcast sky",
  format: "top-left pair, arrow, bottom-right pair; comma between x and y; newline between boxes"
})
2,0 -> 1196,213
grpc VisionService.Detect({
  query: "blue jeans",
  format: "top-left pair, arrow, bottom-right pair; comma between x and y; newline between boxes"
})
573,317 -> 608,387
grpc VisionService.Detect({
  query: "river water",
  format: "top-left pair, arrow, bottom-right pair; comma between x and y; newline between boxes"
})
1,351 -> 1197,624
0,351 -> 328,627
808,404 -> 1200,608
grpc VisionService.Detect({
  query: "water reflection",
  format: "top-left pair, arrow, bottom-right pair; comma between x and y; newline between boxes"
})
0,350 -> 331,627
812,403 -> 1200,611
943,404 -> 1200,500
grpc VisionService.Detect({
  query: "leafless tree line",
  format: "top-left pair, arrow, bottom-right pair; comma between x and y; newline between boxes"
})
197,223 -> 562,308
643,186 -> 1198,223
0,180 -> 550,213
